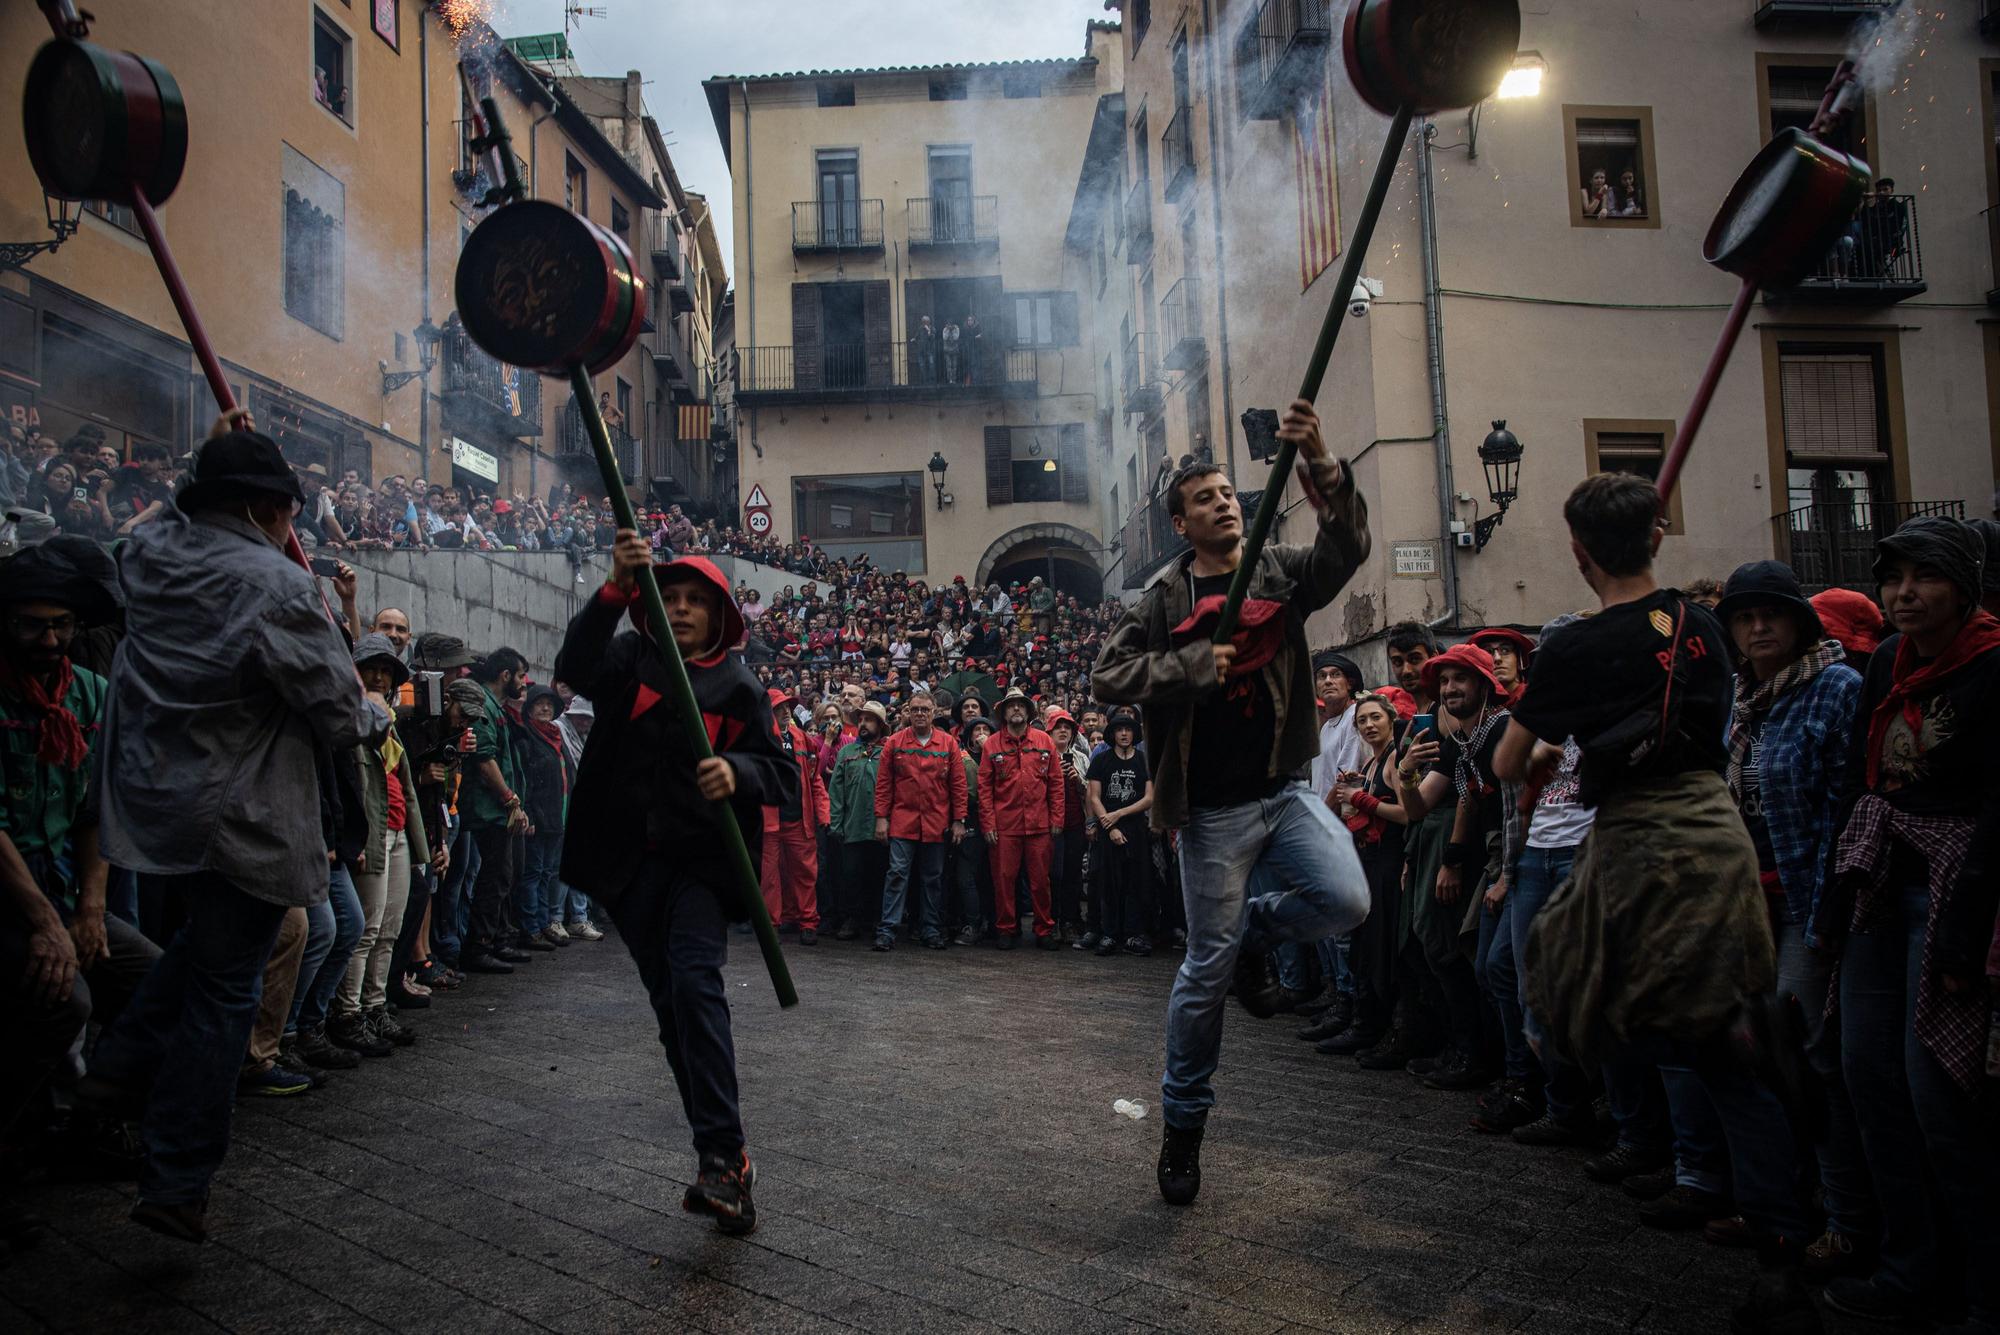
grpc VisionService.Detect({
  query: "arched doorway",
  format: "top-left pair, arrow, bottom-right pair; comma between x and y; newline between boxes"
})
976,523 -> 1105,603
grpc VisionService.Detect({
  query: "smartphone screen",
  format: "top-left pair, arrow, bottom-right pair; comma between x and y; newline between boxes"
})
308,556 -> 342,577
1411,713 -> 1436,739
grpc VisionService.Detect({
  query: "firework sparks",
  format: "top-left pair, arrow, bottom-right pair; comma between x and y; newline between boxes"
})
436,0 -> 495,41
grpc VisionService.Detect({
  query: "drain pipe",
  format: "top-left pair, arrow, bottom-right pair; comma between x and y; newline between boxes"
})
1416,117 -> 1460,629
418,14 -> 432,482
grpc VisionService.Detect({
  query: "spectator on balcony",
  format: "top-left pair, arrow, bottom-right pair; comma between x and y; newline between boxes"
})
962,314 -> 984,386
1580,168 -> 1613,220
1864,178 -> 1908,276
941,320 -> 961,386
911,315 -> 937,385
1612,167 -> 1646,219
598,391 -> 625,434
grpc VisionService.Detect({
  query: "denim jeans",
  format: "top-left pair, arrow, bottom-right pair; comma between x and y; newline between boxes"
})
1841,886 -> 2000,1321
1773,917 -> 1874,1237
433,821 -> 475,964
561,881 -> 592,925
1515,845 -> 1588,1116
1659,1059 -> 1730,1194
1161,782 -> 1369,1130
518,830 -> 564,937
882,838 -> 944,936
89,870 -> 289,1206
290,862 -> 364,1035
1474,895 -> 1531,1079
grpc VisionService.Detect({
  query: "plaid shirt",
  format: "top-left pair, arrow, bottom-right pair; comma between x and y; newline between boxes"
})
1728,663 -> 1862,944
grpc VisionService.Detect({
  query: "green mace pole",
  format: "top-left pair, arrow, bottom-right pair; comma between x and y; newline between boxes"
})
1211,104 -> 1414,645
567,365 -> 798,1009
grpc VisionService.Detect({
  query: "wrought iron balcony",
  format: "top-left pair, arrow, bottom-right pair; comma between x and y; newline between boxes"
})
1160,278 -> 1206,372
732,342 -> 1039,404
1751,0 -> 1896,27
1239,0 -> 1333,120
1777,495 -> 1965,591
791,199 -> 884,253
1119,490 -> 1190,590
1770,195 -> 1925,304
646,330 -> 687,386
1125,177 -> 1154,265
908,195 -> 999,249
1162,106 -> 1195,204
558,400 -> 641,482
1121,330 -> 1163,419
648,217 -> 681,284
438,322 -> 541,438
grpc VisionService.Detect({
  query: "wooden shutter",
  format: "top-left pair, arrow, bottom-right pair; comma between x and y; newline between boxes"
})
791,283 -> 821,391
863,280 -> 893,387
1053,292 -> 1080,346
984,425 -> 1013,506
1059,423 -> 1087,503
1779,352 -> 1884,458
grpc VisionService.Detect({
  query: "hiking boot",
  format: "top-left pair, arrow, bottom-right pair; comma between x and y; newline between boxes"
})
367,1006 -> 416,1047
540,924 -> 571,948
1422,1046 -> 1496,1091
955,926 -> 980,947
1512,1110 -> 1600,1148
385,978 -> 432,1010
923,933 -> 948,950
1316,1024 -> 1380,1056
1640,1185 -> 1732,1230
871,932 -> 894,952
1125,935 -> 1152,957
275,1039 -> 329,1088
1293,984 -> 1342,1016
1802,1229 -> 1873,1282
1620,1165 -> 1677,1201
1297,1012 -> 1353,1042
834,919 -> 858,941
1232,948 -> 1283,1019
1157,1123 -> 1203,1207
1072,931 -> 1102,952
514,932 -> 557,954
1095,935 -> 1121,957
1583,1142 -> 1668,1184
328,1011 -> 393,1058
566,919 -> 604,942
1469,1080 -> 1542,1134
798,928 -> 818,946
238,1062 -> 313,1097
295,1025 -> 361,1070
130,1197 -> 207,1244
682,1150 -> 757,1236
1355,1027 -> 1415,1071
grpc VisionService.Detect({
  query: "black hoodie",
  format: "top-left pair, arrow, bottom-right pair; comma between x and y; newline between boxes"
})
555,560 -> 797,917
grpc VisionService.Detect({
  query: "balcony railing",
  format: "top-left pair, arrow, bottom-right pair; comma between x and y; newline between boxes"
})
1775,195 -> 1925,303
1241,0 -> 1333,119
733,342 -> 1039,401
558,401 -> 640,481
1778,495 -> 1965,591
1125,177 -> 1154,265
646,330 -> 687,386
1119,490 -> 1191,590
439,323 -> 541,437
1162,106 -> 1196,203
1121,330 -> 1163,419
647,217 -> 682,284
791,199 -> 884,252
1160,278 -> 1206,371
908,194 -> 999,248
1751,0 -> 1896,25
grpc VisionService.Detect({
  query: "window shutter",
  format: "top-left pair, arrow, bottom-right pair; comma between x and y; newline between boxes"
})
1054,292 -> 1080,346
1780,352 -> 1883,457
863,280 -> 893,387
1059,423 -> 1087,503
791,284 -> 821,391
984,425 -> 1013,506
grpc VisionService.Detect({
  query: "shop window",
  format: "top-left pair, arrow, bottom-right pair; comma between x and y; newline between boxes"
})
1583,419 -> 1682,532
1563,106 -> 1660,229
282,145 -> 345,339
312,8 -> 352,123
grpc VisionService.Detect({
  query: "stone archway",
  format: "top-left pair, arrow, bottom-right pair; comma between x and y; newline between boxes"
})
976,522 -> 1105,603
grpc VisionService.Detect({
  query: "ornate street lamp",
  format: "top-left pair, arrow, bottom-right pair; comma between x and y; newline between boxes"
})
380,317 -> 444,394
1474,419 -> 1523,552
0,191 -> 82,270
928,450 -> 951,510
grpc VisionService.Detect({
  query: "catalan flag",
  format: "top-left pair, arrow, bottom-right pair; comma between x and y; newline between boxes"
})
677,403 -> 712,442
1292,53 -> 1342,291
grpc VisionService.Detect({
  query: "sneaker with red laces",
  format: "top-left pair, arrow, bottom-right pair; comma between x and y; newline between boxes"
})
683,1150 -> 757,1236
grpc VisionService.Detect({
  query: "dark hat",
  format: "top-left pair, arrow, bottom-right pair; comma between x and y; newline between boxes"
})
1105,708 -> 1140,738
442,677 -> 488,719
0,534 -> 123,625
1969,517 -> 2000,596
175,430 -> 305,514
1310,648 -> 1364,692
958,715 -> 995,747
352,632 -> 411,688
1873,517 -> 1984,613
995,687 -> 1034,719
524,683 -> 564,720
1714,561 -> 1824,642
412,632 -> 474,671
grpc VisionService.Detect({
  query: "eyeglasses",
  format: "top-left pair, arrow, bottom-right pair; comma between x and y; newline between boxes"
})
9,612 -> 78,639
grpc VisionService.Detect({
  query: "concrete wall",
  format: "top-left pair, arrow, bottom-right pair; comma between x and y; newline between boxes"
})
345,549 -> 599,678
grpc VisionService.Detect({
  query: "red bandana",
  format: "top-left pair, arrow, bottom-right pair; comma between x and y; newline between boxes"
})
0,655 -> 88,771
1864,611 -> 2000,787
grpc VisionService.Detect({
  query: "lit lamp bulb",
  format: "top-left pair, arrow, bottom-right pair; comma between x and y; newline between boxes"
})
1496,58 -> 1544,100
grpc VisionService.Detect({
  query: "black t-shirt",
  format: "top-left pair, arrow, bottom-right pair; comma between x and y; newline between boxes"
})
1738,712 -> 1776,875
1430,712 -> 1507,842
1511,590 -> 1732,807
1185,572 -> 1282,810
1087,746 -> 1149,833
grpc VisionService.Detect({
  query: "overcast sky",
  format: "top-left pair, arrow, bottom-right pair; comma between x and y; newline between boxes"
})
487,0 -> 1109,277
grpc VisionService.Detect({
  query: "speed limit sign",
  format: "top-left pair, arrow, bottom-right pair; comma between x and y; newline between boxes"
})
746,509 -> 771,535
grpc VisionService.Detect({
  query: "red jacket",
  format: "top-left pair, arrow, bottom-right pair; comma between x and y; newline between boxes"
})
763,709 -> 829,832
979,726 -> 1064,836
873,725 -> 968,842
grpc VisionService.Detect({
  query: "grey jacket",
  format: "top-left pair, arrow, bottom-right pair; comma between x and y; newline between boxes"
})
97,510 -> 390,905
1092,458 -> 1370,830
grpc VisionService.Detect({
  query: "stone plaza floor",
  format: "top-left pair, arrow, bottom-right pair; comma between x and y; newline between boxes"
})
3,930 -> 1840,1333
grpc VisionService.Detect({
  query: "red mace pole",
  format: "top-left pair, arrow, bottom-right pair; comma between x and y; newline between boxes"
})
1655,277 -> 1756,509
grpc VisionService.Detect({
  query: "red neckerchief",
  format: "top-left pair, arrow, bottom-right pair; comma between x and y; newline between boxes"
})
1864,611 -> 2000,786
0,655 -> 87,770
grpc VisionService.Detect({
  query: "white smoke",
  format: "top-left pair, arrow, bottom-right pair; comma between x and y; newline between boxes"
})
1845,1 -> 1920,95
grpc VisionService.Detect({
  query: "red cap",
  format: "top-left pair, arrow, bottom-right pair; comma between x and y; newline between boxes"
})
1809,588 -> 1885,657
1372,685 -> 1418,721
1468,626 -> 1536,662
1419,642 -> 1504,700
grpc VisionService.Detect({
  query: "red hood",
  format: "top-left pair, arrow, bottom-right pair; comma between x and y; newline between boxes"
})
630,555 -> 746,664
1170,594 -> 1287,677
1373,685 -> 1418,721
1420,642 -> 1504,702
1809,588 -> 1885,657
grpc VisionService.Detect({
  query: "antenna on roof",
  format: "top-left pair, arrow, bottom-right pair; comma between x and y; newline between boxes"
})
564,0 -> 605,40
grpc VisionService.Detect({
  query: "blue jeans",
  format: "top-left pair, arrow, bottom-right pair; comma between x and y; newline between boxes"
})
290,863 -> 363,1035
1474,893 -> 1531,1079
518,831 -> 563,936
1774,918 -> 1874,1237
1516,845 -> 1596,1118
1841,886 -> 2000,1321
1162,783 -> 1369,1130
1660,1059 -> 1729,1194
561,882 -> 593,924
106,865 -> 141,927
88,870 -> 289,1206
434,821 -> 475,963
881,838 -> 945,937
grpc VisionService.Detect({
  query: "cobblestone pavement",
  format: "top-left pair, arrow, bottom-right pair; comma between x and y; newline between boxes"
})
4,931 -> 1848,1333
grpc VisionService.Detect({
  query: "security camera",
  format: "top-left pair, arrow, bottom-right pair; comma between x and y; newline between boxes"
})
1348,277 -> 1384,318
